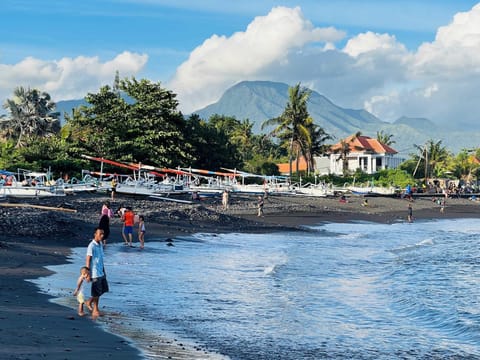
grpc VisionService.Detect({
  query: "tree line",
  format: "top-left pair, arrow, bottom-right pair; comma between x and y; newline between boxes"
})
1,77 -> 479,187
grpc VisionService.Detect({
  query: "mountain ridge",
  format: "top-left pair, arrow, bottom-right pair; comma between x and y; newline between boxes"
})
192,80 -> 478,154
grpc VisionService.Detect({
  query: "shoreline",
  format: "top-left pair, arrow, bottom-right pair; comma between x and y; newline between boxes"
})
1,192 -> 480,359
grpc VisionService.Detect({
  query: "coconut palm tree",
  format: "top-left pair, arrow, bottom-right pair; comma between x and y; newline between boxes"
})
3,87 -> 60,147
332,132 -> 363,176
301,117 -> 332,175
412,139 -> 450,180
262,83 -> 311,178
230,119 -> 254,161
376,130 -> 395,146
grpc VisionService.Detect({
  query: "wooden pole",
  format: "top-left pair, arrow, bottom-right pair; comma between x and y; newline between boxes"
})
0,203 -> 77,213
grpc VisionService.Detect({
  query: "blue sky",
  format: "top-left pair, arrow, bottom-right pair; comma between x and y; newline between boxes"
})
2,0 -> 480,127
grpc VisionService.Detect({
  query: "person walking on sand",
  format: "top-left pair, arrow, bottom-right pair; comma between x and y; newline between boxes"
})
98,200 -> 114,246
73,266 -> 91,316
407,203 -> 413,223
138,215 -> 146,249
111,178 -> 117,200
257,195 -> 264,217
86,228 -> 109,319
122,206 -> 135,246
222,190 -> 229,210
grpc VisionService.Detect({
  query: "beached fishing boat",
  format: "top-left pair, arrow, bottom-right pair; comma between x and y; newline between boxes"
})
348,185 -> 398,196
294,183 -> 335,197
82,155 -> 189,197
0,170 -> 64,198
220,168 -> 295,195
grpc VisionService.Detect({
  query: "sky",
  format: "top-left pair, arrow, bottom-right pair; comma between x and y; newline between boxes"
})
1,0 -> 480,129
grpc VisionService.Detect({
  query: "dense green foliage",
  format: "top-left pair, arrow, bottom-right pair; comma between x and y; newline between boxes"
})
0,79 -> 479,187
64,78 -> 192,167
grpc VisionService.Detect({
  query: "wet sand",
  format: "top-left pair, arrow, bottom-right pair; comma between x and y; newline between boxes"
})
1,192 -> 479,359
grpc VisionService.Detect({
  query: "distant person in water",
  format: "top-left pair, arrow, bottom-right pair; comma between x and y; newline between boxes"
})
407,203 -> 413,223
122,206 -> 135,246
138,215 -> 146,249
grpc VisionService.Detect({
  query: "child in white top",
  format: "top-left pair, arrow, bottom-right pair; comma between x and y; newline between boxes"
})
73,266 -> 91,316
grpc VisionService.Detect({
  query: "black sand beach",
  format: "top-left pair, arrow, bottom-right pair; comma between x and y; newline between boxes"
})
1,192 -> 479,359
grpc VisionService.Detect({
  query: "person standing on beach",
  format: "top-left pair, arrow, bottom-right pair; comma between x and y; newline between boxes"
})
122,206 -> 135,246
138,215 -> 146,249
257,195 -> 264,217
73,266 -> 91,316
407,203 -> 413,223
111,178 -> 117,200
222,190 -> 229,210
98,200 -> 114,246
86,228 -> 109,319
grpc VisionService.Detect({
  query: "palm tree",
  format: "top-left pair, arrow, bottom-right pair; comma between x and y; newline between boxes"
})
413,139 -> 450,180
3,86 -> 60,147
230,119 -> 254,161
301,117 -> 332,175
332,132 -> 362,176
376,130 -> 395,146
453,149 -> 479,183
262,83 -> 311,178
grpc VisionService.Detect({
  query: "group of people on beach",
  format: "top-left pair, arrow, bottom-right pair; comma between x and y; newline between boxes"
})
73,199 -> 146,317
97,200 -> 146,248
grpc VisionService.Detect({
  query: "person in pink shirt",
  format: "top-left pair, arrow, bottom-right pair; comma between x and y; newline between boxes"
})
98,201 -> 114,246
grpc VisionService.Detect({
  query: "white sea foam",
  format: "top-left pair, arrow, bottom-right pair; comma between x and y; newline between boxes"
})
31,218 -> 480,359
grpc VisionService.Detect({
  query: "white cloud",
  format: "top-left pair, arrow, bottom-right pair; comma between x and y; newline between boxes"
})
168,6 -> 345,113
364,3 -> 480,124
168,2 -> 480,130
343,31 -> 406,58
0,51 -> 148,105
4,3 -> 480,132
414,3 -> 480,77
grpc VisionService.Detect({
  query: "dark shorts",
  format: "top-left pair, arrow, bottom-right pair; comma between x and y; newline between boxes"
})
91,276 -> 109,297
124,225 -> 133,235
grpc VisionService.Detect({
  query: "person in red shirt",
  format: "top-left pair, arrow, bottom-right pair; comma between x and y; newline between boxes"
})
122,207 -> 135,246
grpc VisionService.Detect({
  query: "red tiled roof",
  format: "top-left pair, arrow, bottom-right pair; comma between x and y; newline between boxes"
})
277,157 -> 308,174
330,134 -> 398,154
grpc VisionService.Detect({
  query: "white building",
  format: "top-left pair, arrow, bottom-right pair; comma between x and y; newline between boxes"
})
316,134 -> 404,176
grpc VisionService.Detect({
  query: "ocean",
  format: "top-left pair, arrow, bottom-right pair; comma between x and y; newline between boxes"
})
32,218 -> 480,359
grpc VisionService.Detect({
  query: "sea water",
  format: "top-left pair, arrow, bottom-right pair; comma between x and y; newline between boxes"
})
31,218 -> 480,359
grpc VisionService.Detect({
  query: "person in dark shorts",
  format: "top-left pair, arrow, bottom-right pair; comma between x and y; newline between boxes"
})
86,228 -> 109,318
98,200 -> 113,246
407,203 -> 413,223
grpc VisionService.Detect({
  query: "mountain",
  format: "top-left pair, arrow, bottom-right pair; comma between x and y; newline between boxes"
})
192,81 -> 480,155
55,99 -> 87,124
193,81 -> 385,136
54,81 -> 478,155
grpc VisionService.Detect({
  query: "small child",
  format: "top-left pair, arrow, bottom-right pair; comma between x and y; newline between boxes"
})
73,266 -> 91,316
138,215 -> 146,249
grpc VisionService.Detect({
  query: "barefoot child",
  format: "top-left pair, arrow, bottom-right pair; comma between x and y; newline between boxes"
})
73,266 -> 91,316
138,215 -> 146,249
